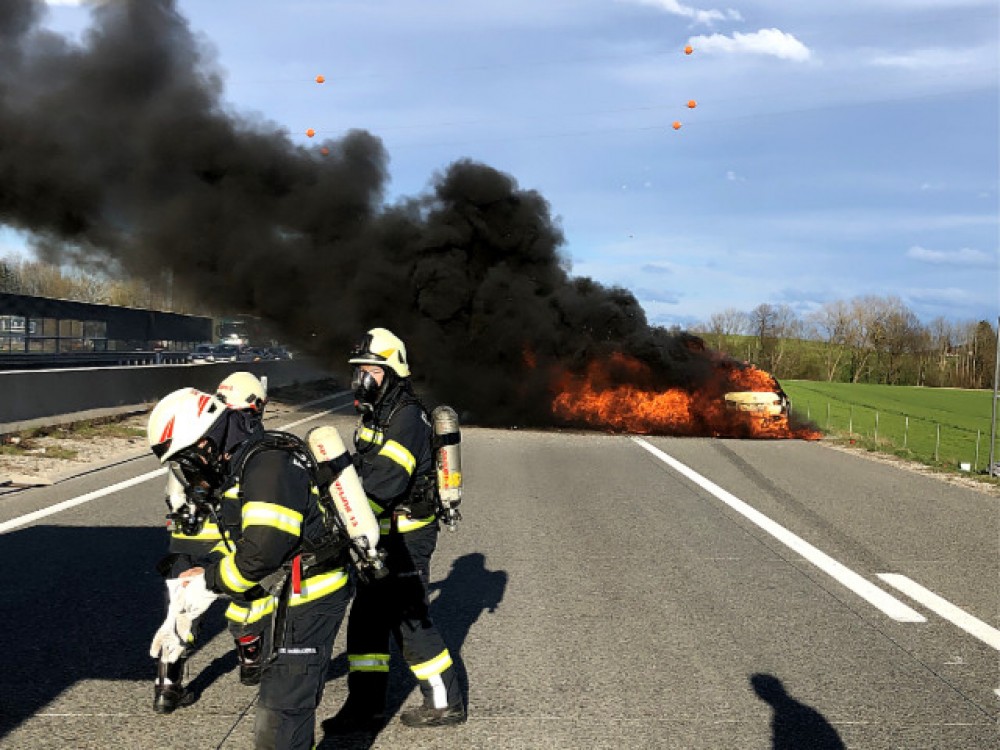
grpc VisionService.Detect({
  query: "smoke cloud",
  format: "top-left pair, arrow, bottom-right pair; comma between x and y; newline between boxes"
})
0,0 -> 740,426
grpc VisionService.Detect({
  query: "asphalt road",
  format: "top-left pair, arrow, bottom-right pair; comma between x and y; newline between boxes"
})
0,397 -> 997,749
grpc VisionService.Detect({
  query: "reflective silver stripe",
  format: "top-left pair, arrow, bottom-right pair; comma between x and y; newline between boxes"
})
242,501 -> 303,536
289,570 -> 349,605
225,597 -> 275,625
379,439 -> 415,474
348,653 -> 390,673
380,514 -> 436,534
219,554 -> 255,593
411,649 -> 453,680
171,521 -> 222,540
357,426 -> 383,445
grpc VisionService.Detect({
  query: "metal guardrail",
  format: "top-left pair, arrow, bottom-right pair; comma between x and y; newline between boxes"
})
0,359 -> 335,434
0,351 -> 191,369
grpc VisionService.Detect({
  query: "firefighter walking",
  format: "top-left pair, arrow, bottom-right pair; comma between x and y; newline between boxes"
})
325,327 -> 466,732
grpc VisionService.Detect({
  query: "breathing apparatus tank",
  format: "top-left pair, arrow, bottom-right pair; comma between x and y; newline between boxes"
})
431,406 -> 463,531
305,425 -> 385,578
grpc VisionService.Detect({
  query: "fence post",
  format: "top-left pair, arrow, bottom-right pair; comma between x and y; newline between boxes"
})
807,404 -> 811,421
874,411 -> 879,443
849,406 -> 853,436
904,416 -> 909,449
935,424 -> 940,462
826,402 -> 831,430
976,429 -> 981,472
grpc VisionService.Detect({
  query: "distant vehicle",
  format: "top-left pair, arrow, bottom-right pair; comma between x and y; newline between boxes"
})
267,346 -> 293,361
237,347 -> 268,362
188,344 -> 216,364
723,391 -> 788,417
214,344 -> 239,362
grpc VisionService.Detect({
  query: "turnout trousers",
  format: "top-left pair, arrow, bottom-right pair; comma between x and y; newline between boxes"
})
253,571 -> 353,750
344,523 -> 461,711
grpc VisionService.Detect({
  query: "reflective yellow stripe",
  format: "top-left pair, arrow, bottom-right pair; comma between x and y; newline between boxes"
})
379,514 -> 436,534
289,570 -> 349,606
171,521 -> 222,541
349,653 -> 390,673
225,597 -> 275,625
210,541 -> 230,557
242,501 -> 303,536
411,649 -> 453,680
379,440 -> 415,474
357,427 -> 382,445
219,554 -> 256,593
368,497 -> 385,515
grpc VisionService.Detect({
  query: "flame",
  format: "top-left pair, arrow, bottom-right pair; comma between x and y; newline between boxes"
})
550,353 -> 820,439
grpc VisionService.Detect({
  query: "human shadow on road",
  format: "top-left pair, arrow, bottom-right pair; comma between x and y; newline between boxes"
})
0,524 -> 231,741
317,552 -> 508,750
750,673 -> 845,750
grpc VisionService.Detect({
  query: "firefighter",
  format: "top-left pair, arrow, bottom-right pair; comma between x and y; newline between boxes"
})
147,386 -> 353,750
151,371 -> 269,714
324,327 -> 466,732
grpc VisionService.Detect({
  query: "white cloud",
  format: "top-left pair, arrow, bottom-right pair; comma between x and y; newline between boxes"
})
688,28 -> 812,62
870,47 -> 978,70
635,287 -> 681,303
44,1 -> 87,5
906,245 -> 997,266
617,0 -> 741,26
906,287 -> 983,306
725,170 -> 745,182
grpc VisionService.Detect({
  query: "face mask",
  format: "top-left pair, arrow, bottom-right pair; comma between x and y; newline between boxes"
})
352,368 -> 381,413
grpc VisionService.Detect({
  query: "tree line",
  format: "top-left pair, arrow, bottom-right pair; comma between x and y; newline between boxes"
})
0,254 -> 214,318
693,296 -> 997,390
1,255 -> 995,389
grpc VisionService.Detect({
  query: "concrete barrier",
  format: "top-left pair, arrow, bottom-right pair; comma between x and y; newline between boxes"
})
0,359 -> 336,434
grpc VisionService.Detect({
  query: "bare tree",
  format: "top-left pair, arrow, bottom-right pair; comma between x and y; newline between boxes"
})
809,300 -> 851,381
703,307 -> 749,354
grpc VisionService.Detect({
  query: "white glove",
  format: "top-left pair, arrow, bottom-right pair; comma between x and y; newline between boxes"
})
165,466 -> 188,512
174,573 -> 219,643
150,579 -> 187,663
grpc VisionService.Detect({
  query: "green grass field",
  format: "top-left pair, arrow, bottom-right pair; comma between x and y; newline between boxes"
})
781,380 -> 996,473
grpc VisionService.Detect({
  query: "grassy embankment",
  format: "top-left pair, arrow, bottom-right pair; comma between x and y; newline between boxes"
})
781,380 -> 996,478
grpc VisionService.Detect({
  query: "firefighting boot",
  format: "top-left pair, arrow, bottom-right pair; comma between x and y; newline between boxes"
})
153,659 -> 190,714
322,672 -> 387,734
235,634 -> 263,686
321,697 -> 387,734
399,702 -> 467,728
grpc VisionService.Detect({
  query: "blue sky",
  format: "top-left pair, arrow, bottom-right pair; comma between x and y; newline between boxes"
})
6,0 -> 998,327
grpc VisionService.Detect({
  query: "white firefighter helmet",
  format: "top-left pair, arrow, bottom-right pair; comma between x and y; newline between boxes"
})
348,327 -> 410,378
216,371 -> 268,413
147,388 -> 226,463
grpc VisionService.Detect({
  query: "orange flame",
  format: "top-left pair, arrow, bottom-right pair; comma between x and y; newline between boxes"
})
550,353 -> 820,439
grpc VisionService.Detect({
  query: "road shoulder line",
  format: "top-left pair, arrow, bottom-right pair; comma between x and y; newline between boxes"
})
630,436 -> 926,623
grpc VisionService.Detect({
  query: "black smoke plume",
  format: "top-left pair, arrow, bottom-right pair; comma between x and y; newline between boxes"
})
0,0 -> 730,426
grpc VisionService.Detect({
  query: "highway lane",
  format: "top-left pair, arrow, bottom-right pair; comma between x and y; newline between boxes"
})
0,415 -> 997,749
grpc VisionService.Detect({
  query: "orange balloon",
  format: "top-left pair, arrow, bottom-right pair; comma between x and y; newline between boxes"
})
315,75 -> 325,84
305,128 -> 316,138
687,100 -> 697,109
684,45 -> 693,55
320,146 -> 330,155
672,121 -> 682,130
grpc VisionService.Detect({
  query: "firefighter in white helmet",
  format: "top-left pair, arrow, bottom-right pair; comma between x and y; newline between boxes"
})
324,327 -> 466,732
147,381 -> 353,750
151,372 -> 269,713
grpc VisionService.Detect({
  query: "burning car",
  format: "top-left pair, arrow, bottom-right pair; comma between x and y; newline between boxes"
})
723,390 -> 789,418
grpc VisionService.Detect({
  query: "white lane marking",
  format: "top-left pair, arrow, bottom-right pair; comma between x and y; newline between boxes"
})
0,390 -> 354,535
631,437 -> 926,623
877,574 -> 1000,651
